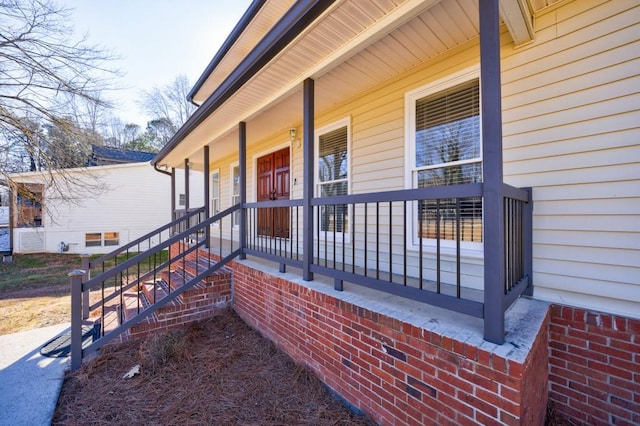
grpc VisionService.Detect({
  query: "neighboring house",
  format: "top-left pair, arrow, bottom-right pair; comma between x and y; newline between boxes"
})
74,1 -> 638,425
86,145 -> 156,166
8,162 -> 203,254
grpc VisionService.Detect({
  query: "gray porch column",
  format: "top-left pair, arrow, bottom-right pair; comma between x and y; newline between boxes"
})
239,122 -> 247,259
302,78 -> 315,281
184,159 -> 190,214
171,167 -> 176,216
480,0 -> 506,344
204,146 -> 210,248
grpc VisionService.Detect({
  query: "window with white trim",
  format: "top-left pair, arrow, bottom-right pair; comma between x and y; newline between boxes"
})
406,68 -> 483,246
316,119 -> 350,236
211,170 -> 220,224
231,164 -> 240,227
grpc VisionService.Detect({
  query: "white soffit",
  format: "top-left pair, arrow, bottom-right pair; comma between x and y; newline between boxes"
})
172,0 -> 543,165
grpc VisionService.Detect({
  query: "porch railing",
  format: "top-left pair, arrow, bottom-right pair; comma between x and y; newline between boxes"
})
70,182 -> 531,369
243,183 -> 532,336
69,205 -> 241,370
172,207 -> 206,235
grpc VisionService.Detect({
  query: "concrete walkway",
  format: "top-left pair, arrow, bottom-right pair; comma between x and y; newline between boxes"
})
0,324 -> 70,426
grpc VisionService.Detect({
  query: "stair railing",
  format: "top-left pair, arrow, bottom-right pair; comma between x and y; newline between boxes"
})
70,204 -> 241,371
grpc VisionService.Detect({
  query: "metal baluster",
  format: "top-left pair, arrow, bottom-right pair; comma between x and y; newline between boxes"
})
403,201 -> 407,286
437,199 -> 441,294
389,201 -> 393,283
456,198 -> 461,298
419,200 -> 423,290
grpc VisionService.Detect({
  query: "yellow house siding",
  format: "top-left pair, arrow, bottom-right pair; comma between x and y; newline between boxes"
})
203,0 -> 638,316
501,0 -> 640,316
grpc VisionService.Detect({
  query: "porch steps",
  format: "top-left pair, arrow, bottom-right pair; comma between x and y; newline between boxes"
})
107,258 -> 232,341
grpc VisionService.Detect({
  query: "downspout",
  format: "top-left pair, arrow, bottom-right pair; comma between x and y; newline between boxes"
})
153,162 -> 175,228
153,163 -> 172,176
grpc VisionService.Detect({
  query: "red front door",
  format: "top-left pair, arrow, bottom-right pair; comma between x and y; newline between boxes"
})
257,147 -> 290,238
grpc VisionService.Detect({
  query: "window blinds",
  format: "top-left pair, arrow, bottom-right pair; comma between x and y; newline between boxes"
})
415,79 -> 480,172
318,126 -> 348,183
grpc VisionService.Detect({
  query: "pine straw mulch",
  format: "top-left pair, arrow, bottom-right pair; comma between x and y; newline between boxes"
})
53,309 -> 375,425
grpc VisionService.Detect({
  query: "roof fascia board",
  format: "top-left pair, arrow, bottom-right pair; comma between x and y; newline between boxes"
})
154,0 -> 337,166
187,0 -> 267,103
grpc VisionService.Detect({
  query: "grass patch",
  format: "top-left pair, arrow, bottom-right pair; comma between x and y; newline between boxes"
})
0,253 -> 81,292
0,251 -> 173,335
0,251 -> 171,293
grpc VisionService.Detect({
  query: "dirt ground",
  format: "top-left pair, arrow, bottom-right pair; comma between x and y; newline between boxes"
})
0,253 -> 80,334
0,284 -> 71,334
53,309 -> 375,425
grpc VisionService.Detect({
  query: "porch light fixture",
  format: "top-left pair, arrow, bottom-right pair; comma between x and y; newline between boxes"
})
289,127 -> 300,148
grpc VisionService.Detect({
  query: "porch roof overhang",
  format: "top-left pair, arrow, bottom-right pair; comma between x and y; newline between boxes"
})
152,0 -> 541,171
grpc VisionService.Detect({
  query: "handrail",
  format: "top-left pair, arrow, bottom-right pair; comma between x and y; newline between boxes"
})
87,240 -> 205,312
81,249 -> 241,357
310,183 -> 483,206
84,205 -> 238,292
71,203 -> 242,371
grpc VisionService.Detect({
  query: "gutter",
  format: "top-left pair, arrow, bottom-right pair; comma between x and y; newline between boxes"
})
152,0 -> 336,168
187,0 -> 267,104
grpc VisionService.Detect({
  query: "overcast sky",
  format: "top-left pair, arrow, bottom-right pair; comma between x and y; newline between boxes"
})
63,0 -> 253,127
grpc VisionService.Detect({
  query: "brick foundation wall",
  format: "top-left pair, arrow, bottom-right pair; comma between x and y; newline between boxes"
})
129,269 -> 232,340
548,305 -> 640,425
229,260 -> 549,425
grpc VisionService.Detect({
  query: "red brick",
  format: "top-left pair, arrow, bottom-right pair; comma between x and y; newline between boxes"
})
438,392 -> 474,420
395,341 -> 423,360
475,410 -> 502,426
395,357 -> 424,379
437,370 -> 474,394
610,337 -> 640,354
459,368 -> 499,393
491,354 -> 507,373
588,359 -> 634,381
587,395 -> 634,423
566,327 -> 607,345
477,349 -> 491,367
611,376 -> 640,395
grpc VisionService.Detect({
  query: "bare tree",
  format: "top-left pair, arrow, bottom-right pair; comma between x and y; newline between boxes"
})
139,74 -> 196,136
0,0 -> 116,212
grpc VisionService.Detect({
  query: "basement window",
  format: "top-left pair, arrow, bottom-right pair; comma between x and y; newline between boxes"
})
104,232 -> 120,246
85,233 -> 102,247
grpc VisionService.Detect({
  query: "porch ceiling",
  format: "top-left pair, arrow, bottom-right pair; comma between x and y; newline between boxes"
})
162,0 -> 554,170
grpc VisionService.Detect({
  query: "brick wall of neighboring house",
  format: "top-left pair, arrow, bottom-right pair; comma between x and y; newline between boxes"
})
226,259 -> 549,425
548,305 -> 640,425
